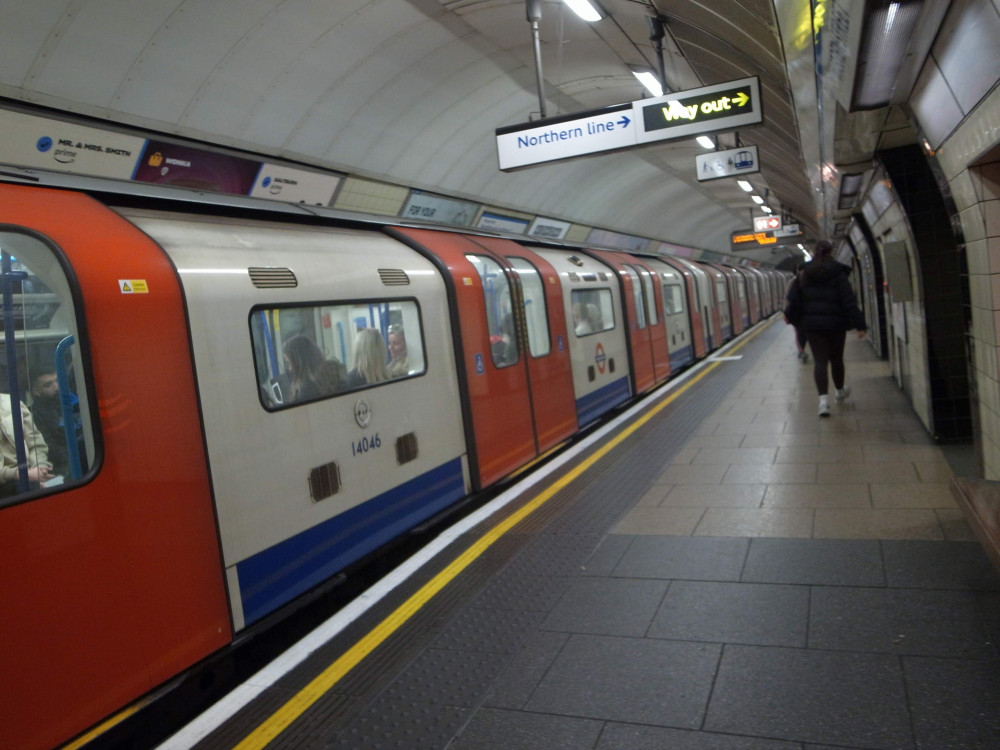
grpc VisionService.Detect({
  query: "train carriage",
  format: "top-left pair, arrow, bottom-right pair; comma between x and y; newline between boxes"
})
0,180 -> 782,750
130,211 -> 470,629
530,247 -> 632,428
644,258 -> 697,371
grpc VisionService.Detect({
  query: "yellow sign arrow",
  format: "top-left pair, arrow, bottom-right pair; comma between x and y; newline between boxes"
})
733,91 -> 750,107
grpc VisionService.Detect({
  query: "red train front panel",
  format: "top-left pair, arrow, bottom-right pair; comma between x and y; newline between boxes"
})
0,186 -> 231,750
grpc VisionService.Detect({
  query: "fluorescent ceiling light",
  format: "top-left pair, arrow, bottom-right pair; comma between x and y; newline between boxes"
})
761,206 -> 772,213
696,135 -> 715,149
632,70 -> 663,97
737,180 -> 753,192
751,195 -> 764,204
563,0 -> 604,22
852,0 -> 922,109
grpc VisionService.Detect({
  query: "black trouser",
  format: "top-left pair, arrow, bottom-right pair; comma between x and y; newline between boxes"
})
794,325 -> 808,353
805,329 -> 847,395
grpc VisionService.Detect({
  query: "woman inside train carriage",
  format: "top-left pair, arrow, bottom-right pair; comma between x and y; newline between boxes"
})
387,324 -> 409,377
0,392 -> 53,498
282,334 -> 346,402
346,328 -> 391,389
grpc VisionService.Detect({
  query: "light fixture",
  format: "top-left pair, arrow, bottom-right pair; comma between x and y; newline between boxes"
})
737,180 -> 753,192
563,0 -> 605,22
837,173 -> 863,210
631,67 -> 663,97
751,195 -> 764,204
696,135 -> 715,149
852,0 -> 922,109
761,206 -> 772,213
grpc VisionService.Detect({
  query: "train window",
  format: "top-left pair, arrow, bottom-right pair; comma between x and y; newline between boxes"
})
662,283 -> 685,315
0,231 -> 96,507
250,299 -> 425,410
571,288 -> 614,336
508,258 -> 551,358
466,255 -> 518,368
639,267 -> 657,326
623,266 -> 646,329
715,280 -> 728,303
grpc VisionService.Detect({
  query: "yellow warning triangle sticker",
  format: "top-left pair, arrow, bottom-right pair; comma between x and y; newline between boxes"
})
121,281 -> 131,292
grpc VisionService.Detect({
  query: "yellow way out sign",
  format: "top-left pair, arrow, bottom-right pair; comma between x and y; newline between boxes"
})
496,77 -> 761,170
636,77 -> 762,144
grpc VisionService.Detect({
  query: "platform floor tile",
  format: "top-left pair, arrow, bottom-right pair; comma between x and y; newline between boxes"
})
195,321 -> 1000,750
704,645 -> 913,749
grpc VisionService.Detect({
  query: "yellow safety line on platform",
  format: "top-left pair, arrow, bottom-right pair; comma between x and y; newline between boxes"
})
234,321 -> 772,749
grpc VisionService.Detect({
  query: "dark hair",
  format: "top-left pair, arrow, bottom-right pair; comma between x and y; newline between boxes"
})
814,240 -> 834,257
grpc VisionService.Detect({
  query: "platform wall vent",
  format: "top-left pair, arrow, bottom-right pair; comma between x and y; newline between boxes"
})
309,461 -> 341,502
249,267 -> 298,288
379,268 -> 410,286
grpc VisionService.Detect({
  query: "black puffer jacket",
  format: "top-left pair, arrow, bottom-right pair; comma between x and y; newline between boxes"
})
785,258 -> 866,332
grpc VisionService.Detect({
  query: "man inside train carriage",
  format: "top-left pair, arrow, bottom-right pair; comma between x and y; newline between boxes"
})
0,391 -> 52,497
29,369 -> 70,477
387,325 -> 409,377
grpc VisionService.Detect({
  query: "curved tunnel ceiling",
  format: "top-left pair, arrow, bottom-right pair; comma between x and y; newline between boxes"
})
0,0 -> 828,265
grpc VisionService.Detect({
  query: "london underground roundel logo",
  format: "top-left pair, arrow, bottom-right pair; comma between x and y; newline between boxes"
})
595,343 -> 607,374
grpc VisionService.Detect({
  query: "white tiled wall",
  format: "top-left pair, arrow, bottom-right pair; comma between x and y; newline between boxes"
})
941,106 -> 1000,475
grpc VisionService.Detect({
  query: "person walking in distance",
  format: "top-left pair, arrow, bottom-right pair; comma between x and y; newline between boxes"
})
784,240 -> 867,416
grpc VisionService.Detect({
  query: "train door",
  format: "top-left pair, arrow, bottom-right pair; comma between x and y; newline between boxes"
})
734,268 -> 751,329
735,268 -> 767,325
466,236 -> 578,453
714,264 -> 746,335
0,186 -> 231,750
659,256 -> 707,358
646,258 -> 695,370
706,265 -> 733,342
633,260 -> 671,383
677,258 -> 719,349
586,249 -> 669,393
390,228 -> 539,489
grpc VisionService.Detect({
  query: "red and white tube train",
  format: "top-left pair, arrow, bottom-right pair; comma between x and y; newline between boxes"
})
0,181 -> 786,749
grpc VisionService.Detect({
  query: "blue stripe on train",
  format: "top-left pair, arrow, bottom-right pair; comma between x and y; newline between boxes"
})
576,376 -> 631,428
669,343 -> 694,370
237,456 -> 466,625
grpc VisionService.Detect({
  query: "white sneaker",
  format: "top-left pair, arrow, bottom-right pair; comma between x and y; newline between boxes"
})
818,395 -> 830,417
835,385 -> 851,401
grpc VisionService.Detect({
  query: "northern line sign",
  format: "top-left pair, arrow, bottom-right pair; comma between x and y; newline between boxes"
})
496,76 -> 761,171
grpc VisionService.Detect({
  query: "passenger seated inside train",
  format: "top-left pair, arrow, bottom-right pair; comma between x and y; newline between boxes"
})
29,368 -> 72,478
387,325 -> 408,377
282,335 -> 346,402
0,392 -> 52,498
346,328 -> 390,388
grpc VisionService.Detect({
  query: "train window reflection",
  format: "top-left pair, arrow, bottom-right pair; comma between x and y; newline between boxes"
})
662,284 -> 685,315
508,257 -> 550,358
251,298 -> 425,410
571,288 -> 614,337
0,231 -> 96,507
623,265 -> 647,329
466,255 -> 518,368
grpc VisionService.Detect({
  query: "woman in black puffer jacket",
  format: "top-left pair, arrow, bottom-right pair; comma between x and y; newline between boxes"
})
785,240 -> 867,416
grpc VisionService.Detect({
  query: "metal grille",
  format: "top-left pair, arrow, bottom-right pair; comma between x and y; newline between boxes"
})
248,267 -> 297,288
378,268 -> 410,286
396,432 -> 418,464
309,461 -> 341,501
